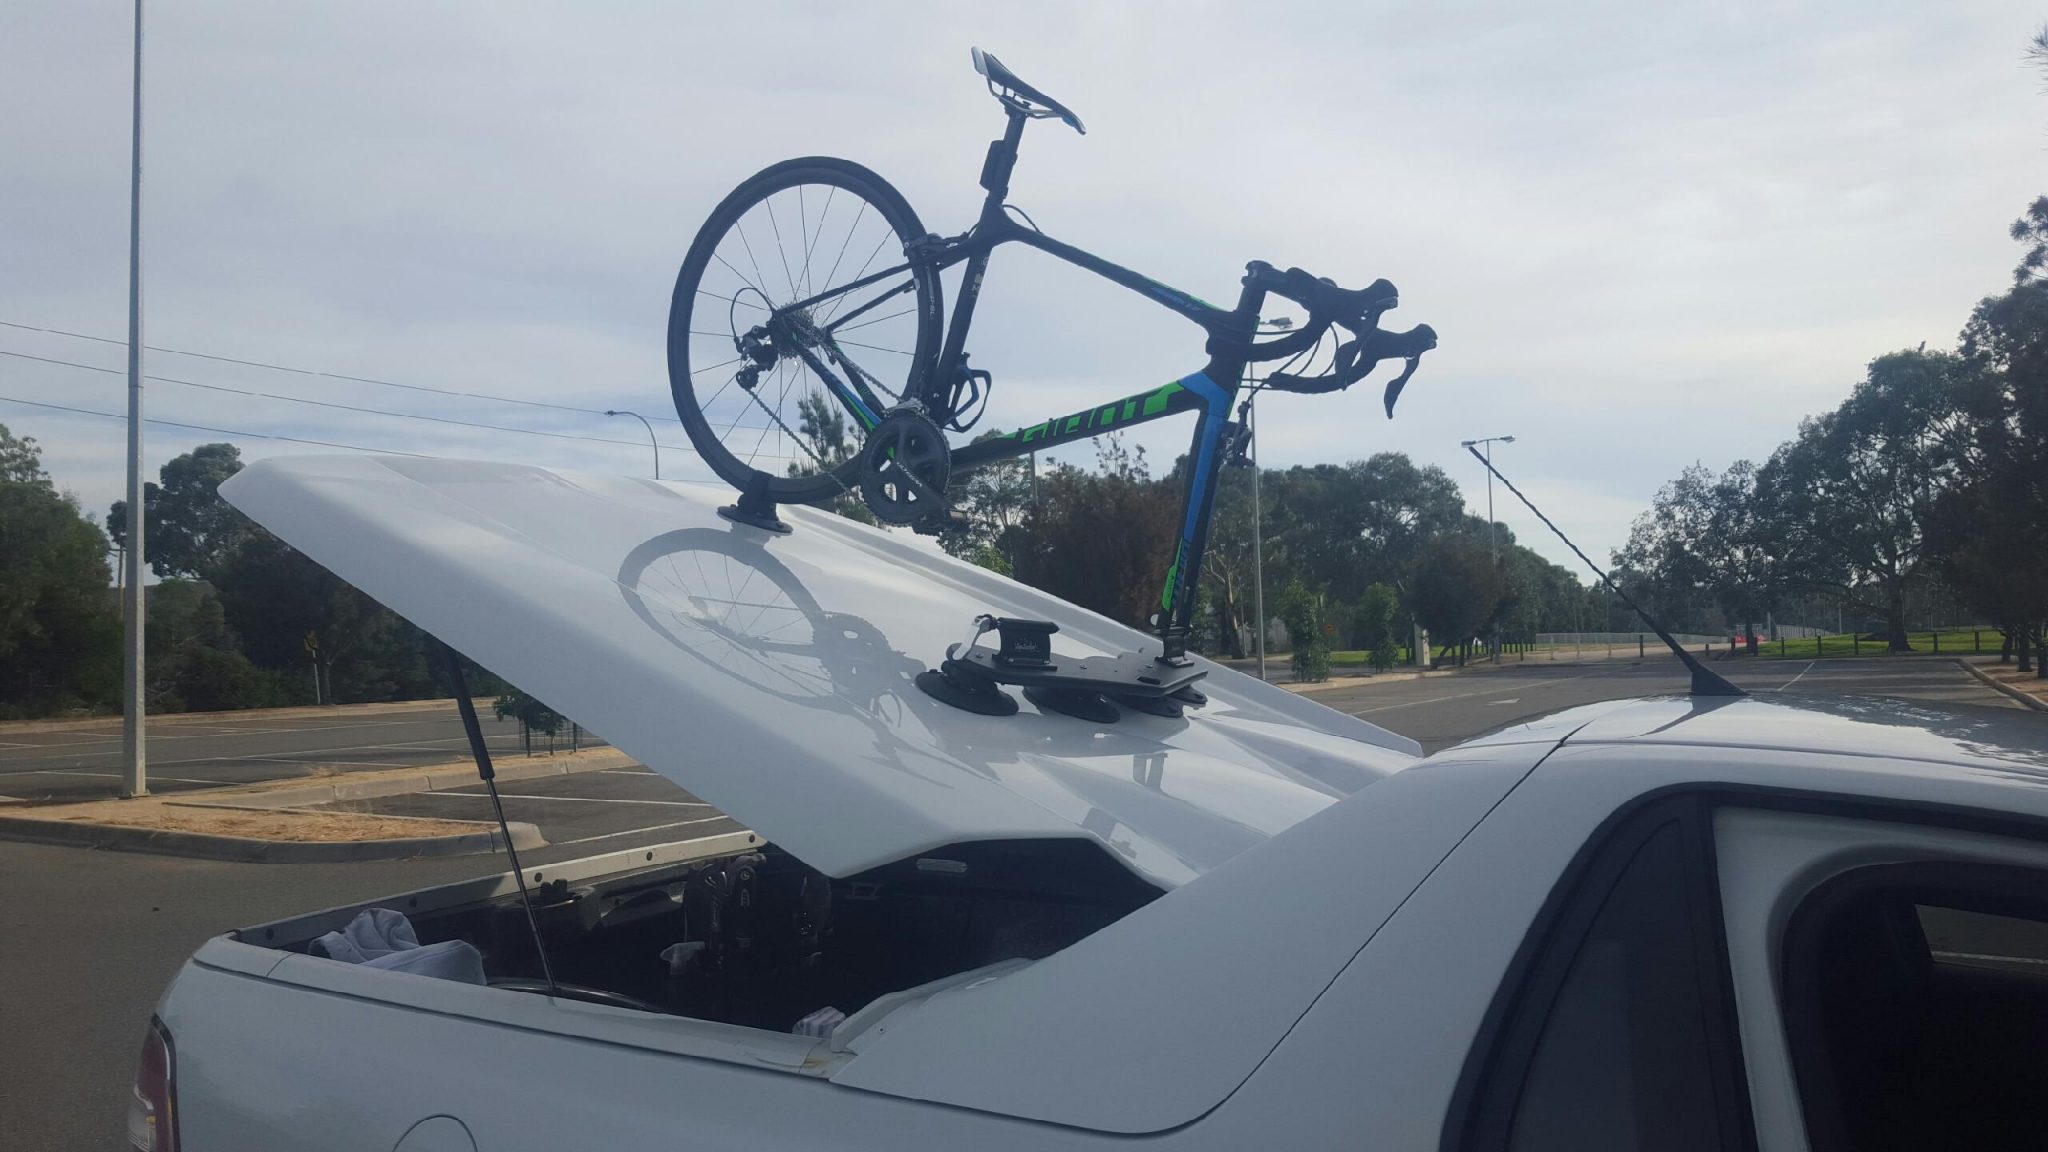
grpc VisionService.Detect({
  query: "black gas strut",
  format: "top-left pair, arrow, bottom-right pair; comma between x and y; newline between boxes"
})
434,641 -> 563,996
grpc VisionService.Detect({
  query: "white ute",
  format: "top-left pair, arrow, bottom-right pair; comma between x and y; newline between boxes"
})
137,455 -> 2048,1152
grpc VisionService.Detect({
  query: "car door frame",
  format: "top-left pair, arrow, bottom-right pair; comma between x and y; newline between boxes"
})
1440,790 -> 1757,1152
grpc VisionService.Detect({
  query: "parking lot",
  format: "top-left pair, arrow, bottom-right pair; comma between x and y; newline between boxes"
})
0,655 -> 2033,1150
308,766 -> 746,852
0,701 -> 548,804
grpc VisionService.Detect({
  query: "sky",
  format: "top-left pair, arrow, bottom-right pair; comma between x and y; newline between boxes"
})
3,1 -> 2044,577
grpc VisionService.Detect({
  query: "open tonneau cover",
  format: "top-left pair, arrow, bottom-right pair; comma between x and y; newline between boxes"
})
221,456 -> 1418,888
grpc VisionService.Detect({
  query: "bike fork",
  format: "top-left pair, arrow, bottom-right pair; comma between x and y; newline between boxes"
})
1154,284 -> 1261,662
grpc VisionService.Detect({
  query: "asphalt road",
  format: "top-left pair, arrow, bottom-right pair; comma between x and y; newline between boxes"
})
0,656 -> 2027,1149
315,768 -> 748,852
0,701 -> 568,803
1304,653 -> 2022,753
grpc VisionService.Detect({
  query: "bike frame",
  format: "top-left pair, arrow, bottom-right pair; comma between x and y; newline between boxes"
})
778,108 -> 1268,661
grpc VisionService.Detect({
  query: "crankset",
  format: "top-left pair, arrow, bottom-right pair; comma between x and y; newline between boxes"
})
858,407 -> 952,526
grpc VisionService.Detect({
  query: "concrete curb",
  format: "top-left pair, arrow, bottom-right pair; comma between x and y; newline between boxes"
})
0,696 -> 489,735
0,811 -> 545,863
216,747 -> 632,810
1958,659 -> 2048,713
0,748 -> 626,861
1278,657 -> 1653,694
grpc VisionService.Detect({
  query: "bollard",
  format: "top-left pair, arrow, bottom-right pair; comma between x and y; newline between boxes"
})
1639,635 -> 1645,658
1933,632 -> 1940,654
1853,634 -> 1860,656
1817,635 -> 1823,658
1975,630 -> 1982,653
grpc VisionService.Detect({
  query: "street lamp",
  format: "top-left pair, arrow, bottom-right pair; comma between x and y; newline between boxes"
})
605,410 -> 660,479
1247,316 -> 1291,681
1460,434 -> 1515,660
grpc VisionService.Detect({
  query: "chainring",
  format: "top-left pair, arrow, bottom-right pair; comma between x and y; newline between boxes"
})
858,409 -> 952,526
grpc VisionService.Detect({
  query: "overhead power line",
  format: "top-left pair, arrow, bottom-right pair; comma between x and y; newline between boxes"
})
0,347 -> 801,464
0,317 -> 687,424
0,392 -> 729,486
0,392 -> 431,456
0,347 -> 715,454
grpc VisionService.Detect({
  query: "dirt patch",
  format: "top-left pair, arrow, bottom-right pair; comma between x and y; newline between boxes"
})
19,797 -> 490,842
1970,657 -> 2048,708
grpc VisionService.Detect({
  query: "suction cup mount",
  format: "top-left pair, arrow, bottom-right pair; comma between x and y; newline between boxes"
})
915,663 -> 1018,716
718,476 -> 792,535
916,614 -> 1209,720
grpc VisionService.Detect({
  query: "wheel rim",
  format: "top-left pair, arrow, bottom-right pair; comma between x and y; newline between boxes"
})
675,173 -> 933,494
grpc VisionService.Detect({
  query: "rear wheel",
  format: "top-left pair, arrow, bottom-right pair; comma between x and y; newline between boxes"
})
668,158 -> 942,504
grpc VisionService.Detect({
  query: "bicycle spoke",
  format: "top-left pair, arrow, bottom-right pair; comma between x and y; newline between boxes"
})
820,229 -> 896,324
765,193 -> 799,301
691,354 -> 743,377
733,219 -> 774,305
696,289 -> 768,312
711,252 -> 770,303
835,337 -> 911,356
835,305 -> 916,335
797,186 -> 812,301
801,186 -> 835,292
817,202 -> 869,304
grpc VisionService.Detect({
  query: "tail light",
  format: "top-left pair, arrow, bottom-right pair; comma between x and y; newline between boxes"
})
126,1016 -> 179,1152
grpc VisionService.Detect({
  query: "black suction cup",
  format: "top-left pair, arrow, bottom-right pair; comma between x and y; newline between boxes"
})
1171,684 -> 1208,707
1024,686 -> 1119,724
718,482 -> 792,535
1115,692 -> 1183,719
916,664 -> 1017,716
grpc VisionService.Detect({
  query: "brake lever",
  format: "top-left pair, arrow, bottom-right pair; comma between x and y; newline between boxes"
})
1382,356 -> 1423,418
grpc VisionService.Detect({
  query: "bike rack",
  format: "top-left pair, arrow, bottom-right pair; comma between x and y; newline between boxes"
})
717,474 -> 792,535
916,615 -> 1208,722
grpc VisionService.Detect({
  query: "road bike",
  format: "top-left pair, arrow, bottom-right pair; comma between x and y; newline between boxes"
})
668,48 -> 1437,663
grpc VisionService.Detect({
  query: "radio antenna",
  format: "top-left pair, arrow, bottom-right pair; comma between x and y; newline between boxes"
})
434,641 -> 562,995
1462,445 -> 1743,698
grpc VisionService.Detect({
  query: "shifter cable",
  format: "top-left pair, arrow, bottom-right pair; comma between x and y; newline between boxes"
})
1462,445 -> 1744,698
434,641 -> 563,996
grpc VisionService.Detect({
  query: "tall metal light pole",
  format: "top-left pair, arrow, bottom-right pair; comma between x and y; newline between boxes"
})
1246,316 -> 1289,681
1460,434 -> 1515,662
605,410 -> 660,478
1249,393 -> 1265,681
120,0 -> 148,798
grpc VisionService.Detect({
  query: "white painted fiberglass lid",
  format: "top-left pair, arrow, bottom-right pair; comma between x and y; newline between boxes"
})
220,456 -> 1420,887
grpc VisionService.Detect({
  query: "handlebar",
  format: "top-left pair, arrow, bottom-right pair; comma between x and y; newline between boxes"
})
1233,260 -> 1437,417
1264,323 -> 1438,415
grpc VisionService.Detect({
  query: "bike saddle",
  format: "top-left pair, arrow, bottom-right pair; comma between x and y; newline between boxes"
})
972,47 -> 1085,134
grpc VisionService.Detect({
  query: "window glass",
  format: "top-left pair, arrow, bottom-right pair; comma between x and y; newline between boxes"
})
1508,822 -> 1722,1152
1917,904 -> 2048,973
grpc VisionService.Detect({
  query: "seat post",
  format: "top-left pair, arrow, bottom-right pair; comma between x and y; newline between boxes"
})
978,108 -> 1029,209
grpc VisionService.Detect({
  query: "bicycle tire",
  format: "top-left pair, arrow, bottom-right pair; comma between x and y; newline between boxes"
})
668,157 -> 943,504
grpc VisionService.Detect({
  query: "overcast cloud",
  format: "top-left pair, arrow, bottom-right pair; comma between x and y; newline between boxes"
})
3,1 -> 2043,575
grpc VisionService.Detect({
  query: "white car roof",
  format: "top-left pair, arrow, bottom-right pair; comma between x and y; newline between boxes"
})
220,455 -> 1420,887
1486,693 -> 2048,780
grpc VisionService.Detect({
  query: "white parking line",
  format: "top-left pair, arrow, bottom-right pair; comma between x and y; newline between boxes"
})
550,816 -> 734,847
4,768 -> 226,785
1774,661 -> 1817,691
1348,668 -> 1610,716
0,730 -> 523,766
0,718 -> 482,756
441,792 -> 712,808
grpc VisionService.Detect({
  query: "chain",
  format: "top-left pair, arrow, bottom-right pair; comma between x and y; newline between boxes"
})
737,366 -> 864,504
